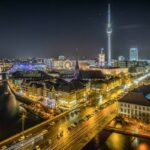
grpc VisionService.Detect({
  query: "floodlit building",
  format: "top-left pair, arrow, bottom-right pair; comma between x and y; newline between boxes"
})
53,59 -> 73,70
89,67 -> 128,76
98,49 -> 105,67
129,48 -> 138,61
119,91 -> 150,123
18,78 -> 88,110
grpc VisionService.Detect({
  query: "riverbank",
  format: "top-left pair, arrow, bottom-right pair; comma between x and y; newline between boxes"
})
105,116 -> 150,139
82,130 -> 150,150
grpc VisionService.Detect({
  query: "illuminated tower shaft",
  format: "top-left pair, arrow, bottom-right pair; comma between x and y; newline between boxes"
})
107,4 -> 112,66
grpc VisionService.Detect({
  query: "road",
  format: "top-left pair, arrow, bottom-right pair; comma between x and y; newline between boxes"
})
19,102 -> 117,150
50,103 -> 117,150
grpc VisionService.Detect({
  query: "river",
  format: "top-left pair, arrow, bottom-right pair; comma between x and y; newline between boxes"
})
83,130 -> 150,150
0,98 -> 43,141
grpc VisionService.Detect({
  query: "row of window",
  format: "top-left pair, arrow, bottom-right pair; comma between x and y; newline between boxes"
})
120,108 -> 150,117
120,103 -> 150,111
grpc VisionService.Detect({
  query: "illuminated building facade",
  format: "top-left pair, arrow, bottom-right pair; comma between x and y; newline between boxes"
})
49,58 -> 96,70
98,49 -> 105,67
10,64 -> 47,72
13,77 -> 89,110
129,48 -> 138,61
119,92 -> 150,123
89,67 -> 128,76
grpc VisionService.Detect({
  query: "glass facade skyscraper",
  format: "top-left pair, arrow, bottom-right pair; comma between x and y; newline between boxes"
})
129,48 -> 138,61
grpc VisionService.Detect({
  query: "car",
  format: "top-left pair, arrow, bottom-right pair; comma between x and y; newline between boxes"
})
50,121 -> 55,126
42,129 -> 48,134
71,123 -> 76,127
18,135 -> 25,141
26,133 -> 32,138
48,139 -> 52,144
1,145 -> 7,150
35,145 -> 41,150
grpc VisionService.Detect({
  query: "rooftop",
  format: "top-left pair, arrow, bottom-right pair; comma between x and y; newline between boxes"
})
79,70 -> 105,79
120,92 -> 150,107
132,84 -> 150,96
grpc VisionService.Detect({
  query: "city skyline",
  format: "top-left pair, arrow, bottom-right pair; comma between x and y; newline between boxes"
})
0,1 -> 150,150
0,0 -> 150,59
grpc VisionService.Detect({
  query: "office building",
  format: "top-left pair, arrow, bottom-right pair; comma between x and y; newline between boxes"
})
129,48 -> 138,61
98,49 -> 105,67
119,91 -> 150,123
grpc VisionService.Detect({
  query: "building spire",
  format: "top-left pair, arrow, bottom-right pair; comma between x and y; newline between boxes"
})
107,3 -> 112,67
74,48 -> 79,79
108,3 -> 111,27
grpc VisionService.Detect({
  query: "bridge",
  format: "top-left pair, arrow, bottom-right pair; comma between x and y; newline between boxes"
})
105,126 -> 150,140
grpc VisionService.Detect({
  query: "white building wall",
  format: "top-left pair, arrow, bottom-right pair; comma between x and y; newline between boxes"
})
119,102 -> 150,122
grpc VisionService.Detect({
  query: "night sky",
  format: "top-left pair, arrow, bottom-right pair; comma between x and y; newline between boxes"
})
0,0 -> 150,59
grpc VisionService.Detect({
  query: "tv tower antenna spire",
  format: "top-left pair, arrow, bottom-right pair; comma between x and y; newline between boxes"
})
107,3 -> 112,66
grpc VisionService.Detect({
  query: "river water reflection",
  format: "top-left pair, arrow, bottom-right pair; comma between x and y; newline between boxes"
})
0,112 -> 43,141
83,131 -> 150,150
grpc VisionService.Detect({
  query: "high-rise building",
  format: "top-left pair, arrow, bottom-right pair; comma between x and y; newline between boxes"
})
98,48 -> 105,67
129,48 -> 138,61
107,4 -> 112,66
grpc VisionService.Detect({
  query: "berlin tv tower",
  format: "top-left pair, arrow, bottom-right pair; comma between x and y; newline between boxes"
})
107,4 -> 112,66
